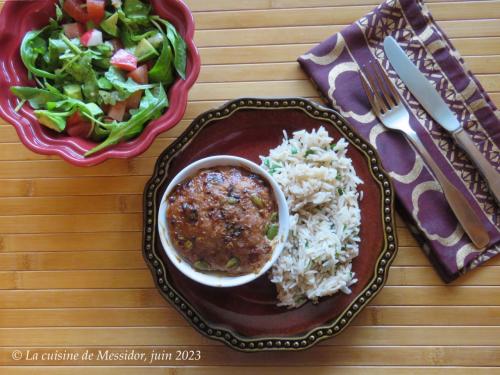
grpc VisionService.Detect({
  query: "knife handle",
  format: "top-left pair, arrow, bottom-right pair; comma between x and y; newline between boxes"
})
452,128 -> 500,204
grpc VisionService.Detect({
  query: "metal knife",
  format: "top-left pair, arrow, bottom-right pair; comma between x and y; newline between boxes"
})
383,36 -> 500,204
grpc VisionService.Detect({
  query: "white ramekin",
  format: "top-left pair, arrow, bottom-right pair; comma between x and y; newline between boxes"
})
157,155 -> 289,287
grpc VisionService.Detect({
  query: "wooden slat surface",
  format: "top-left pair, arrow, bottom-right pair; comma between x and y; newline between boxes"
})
0,0 -> 499,373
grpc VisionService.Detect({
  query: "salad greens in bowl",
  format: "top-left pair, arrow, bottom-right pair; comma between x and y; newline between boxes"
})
0,0 -> 200,165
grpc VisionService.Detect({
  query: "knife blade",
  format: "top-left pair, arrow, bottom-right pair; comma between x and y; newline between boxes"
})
383,36 -> 500,204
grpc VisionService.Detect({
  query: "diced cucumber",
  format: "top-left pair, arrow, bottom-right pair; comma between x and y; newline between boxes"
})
63,84 -> 83,100
135,38 -> 158,63
97,77 -> 113,90
94,57 -> 111,70
34,110 -> 68,132
100,12 -> 119,37
147,32 -> 164,49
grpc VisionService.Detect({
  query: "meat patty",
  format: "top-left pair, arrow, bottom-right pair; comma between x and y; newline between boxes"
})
167,166 -> 278,275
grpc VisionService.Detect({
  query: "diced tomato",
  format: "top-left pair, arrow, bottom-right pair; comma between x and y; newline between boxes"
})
110,39 -> 123,52
124,65 -> 148,109
87,0 -> 105,25
67,121 -> 93,138
110,49 -> 138,72
63,23 -> 85,38
107,101 -> 127,121
63,0 -> 88,23
66,112 -> 93,138
80,29 -> 103,47
127,65 -> 149,84
67,111 -> 84,126
126,91 -> 143,109
80,30 -> 92,46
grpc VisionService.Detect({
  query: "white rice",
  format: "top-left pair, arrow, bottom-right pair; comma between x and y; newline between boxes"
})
260,126 -> 362,309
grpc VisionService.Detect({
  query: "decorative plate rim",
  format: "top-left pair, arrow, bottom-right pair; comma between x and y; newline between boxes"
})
142,97 -> 398,352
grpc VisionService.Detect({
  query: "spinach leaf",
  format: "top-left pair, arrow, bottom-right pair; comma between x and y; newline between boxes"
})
48,38 -> 68,65
93,57 -> 111,70
123,0 -> 150,20
60,50 -> 99,101
63,51 -> 93,82
92,123 -> 112,141
104,65 -> 129,86
97,77 -> 113,90
119,24 -> 136,48
118,10 -> 152,47
78,101 -> 103,117
118,7 -> 148,31
60,33 -> 82,55
31,36 -> 47,56
166,22 -> 186,79
94,42 -> 114,57
10,86 -> 64,109
85,85 -> 167,156
148,36 -> 174,85
46,98 -> 103,119
129,84 -> 166,119
105,66 -> 155,99
20,27 -> 57,79
98,90 -> 121,105
151,16 -> 186,79
45,82 -> 60,93
92,42 -> 114,69
130,29 -> 157,42
82,79 -> 100,102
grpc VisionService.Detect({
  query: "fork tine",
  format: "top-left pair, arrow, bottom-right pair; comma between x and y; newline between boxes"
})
379,60 -> 401,105
363,64 -> 389,113
373,60 -> 400,107
371,60 -> 396,109
359,71 -> 381,115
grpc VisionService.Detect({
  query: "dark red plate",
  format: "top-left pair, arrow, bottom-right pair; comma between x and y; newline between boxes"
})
143,98 -> 398,351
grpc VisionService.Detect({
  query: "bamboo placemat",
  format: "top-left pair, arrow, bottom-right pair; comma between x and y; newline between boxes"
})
0,0 -> 499,373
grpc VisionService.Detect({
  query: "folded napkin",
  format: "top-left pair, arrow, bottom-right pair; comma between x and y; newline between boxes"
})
298,0 -> 499,282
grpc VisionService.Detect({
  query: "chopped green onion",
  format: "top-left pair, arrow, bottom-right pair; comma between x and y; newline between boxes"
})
194,260 -> 210,271
226,197 -> 239,204
225,257 -> 240,269
305,149 -> 316,157
266,223 -> 279,240
251,194 -> 264,209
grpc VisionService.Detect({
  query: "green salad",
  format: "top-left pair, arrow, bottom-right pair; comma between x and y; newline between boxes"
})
11,0 -> 187,156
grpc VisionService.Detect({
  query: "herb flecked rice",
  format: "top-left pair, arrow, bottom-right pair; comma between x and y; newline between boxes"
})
261,127 -> 362,309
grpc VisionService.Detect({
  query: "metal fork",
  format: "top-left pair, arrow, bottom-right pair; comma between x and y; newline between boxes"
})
360,60 -> 490,249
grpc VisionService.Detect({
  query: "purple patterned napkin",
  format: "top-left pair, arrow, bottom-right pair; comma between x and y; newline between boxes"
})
298,0 -> 499,282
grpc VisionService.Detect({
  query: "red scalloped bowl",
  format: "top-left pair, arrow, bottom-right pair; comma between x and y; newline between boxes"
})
0,0 -> 200,166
